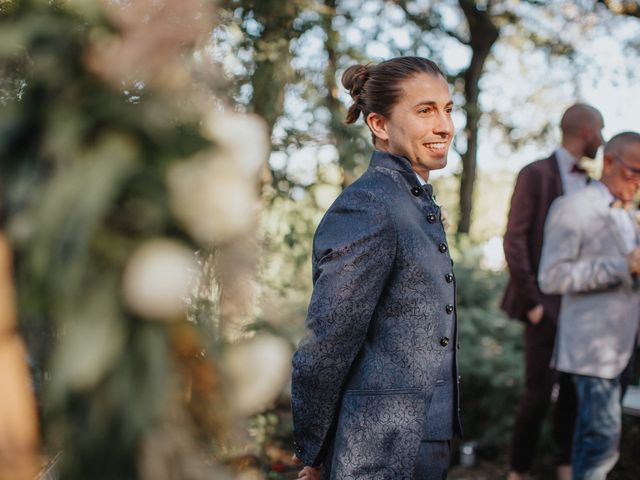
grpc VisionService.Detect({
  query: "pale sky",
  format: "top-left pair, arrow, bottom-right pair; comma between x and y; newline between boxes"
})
362,20 -> 639,177
268,3 -> 640,185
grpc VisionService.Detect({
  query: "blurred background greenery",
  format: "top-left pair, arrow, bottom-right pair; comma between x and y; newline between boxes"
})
0,0 -> 639,479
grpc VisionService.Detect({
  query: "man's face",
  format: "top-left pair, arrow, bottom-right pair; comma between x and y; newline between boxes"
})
607,143 -> 640,202
584,116 -> 605,159
377,73 -> 454,176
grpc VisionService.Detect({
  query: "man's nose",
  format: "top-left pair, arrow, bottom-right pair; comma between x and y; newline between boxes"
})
433,112 -> 452,136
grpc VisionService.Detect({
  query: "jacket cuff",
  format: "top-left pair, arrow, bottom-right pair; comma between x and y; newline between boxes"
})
293,441 -> 321,467
521,291 -> 543,315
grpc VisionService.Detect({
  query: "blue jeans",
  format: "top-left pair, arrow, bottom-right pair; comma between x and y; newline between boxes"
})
572,375 -> 622,480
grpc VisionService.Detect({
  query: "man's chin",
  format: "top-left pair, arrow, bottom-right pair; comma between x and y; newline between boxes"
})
412,152 -> 448,173
427,155 -> 448,171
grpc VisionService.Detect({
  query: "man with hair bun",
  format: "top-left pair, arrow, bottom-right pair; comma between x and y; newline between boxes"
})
539,131 -> 640,480
291,56 -> 462,479
502,103 -> 604,480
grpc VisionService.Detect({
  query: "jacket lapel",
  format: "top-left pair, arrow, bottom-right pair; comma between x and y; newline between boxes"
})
548,153 -> 564,197
605,214 -> 630,254
581,185 -> 628,254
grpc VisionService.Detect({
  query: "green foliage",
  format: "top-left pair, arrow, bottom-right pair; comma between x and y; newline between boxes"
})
453,249 -> 524,449
0,2 -> 225,478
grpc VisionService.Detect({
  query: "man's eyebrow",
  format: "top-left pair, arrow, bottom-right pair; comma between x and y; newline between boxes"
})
414,100 -> 437,107
414,100 -> 454,108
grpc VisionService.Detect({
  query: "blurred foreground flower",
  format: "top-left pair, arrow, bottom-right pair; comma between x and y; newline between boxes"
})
166,111 -> 270,246
0,0 -> 271,478
85,0 -> 213,89
223,334 -> 292,416
203,112 -> 270,178
123,239 -> 197,322
167,156 -> 257,245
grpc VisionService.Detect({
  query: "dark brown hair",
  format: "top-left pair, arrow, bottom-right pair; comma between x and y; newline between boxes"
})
341,57 -> 445,129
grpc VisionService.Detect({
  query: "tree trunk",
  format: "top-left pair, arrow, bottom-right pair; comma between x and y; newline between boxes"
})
249,1 -> 300,132
321,0 -> 363,184
457,0 -> 498,235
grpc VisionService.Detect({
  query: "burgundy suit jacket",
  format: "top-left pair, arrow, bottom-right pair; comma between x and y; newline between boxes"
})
501,154 -> 563,323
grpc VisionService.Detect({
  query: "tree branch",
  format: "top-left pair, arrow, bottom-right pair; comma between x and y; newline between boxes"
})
390,0 -> 470,45
599,0 -> 640,17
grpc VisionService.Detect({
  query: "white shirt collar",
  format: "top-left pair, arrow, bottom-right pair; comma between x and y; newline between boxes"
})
415,172 -> 428,186
556,146 -> 580,174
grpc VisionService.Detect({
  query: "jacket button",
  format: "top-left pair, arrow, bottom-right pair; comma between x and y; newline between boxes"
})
457,342 -> 461,350
446,304 -> 454,314
439,243 -> 448,253
445,273 -> 454,283
427,213 -> 436,223
432,193 -> 437,202
440,337 -> 449,347
411,186 -> 423,196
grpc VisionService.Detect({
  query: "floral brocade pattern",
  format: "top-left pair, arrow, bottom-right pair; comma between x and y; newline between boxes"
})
291,151 -> 461,478
332,390 -> 425,480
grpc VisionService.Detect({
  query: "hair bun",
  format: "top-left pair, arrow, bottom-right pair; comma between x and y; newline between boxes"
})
341,64 -> 370,98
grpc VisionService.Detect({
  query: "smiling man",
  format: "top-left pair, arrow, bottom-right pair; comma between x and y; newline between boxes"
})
502,103 -> 605,480
291,57 -> 461,480
538,132 -> 640,480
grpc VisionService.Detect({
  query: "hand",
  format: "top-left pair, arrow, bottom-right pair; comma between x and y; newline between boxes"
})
527,304 -> 544,325
627,247 -> 640,275
293,454 -> 321,480
298,466 -> 321,480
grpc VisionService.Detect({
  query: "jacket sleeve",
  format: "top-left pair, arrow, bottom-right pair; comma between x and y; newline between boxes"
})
291,188 -> 396,467
538,197 -> 633,294
503,166 -> 544,313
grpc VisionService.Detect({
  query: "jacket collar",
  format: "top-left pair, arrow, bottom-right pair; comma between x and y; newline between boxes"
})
369,149 -> 416,176
369,149 -> 434,197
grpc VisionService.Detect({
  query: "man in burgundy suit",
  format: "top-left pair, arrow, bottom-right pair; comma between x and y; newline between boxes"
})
502,103 -> 605,480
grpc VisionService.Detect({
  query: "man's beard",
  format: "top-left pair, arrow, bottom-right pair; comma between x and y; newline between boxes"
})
585,143 -> 600,159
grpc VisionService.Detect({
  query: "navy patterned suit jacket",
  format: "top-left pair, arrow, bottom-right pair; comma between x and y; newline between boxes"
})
291,150 -> 462,479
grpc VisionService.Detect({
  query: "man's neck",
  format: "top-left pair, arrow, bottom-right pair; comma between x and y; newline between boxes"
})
413,166 -> 430,182
561,139 -> 584,160
374,143 -> 430,181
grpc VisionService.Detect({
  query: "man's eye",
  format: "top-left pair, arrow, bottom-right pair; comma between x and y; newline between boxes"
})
418,108 -> 431,114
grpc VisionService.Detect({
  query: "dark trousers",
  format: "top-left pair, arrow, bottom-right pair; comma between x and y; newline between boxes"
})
510,319 -> 577,473
413,441 -> 451,480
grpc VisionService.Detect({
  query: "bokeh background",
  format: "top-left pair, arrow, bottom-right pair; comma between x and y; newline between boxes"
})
0,1 -> 639,479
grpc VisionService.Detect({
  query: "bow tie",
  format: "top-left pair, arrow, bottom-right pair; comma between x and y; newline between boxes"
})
571,163 -> 587,174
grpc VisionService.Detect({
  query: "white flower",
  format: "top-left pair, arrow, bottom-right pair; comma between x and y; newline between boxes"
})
167,155 -> 256,244
202,112 -> 269,177
122,239 -> 196,321
223,334 -> 292,416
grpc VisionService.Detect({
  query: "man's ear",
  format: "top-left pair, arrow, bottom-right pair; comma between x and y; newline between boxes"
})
366,112 -> 389,142
602,152 -> 615,173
